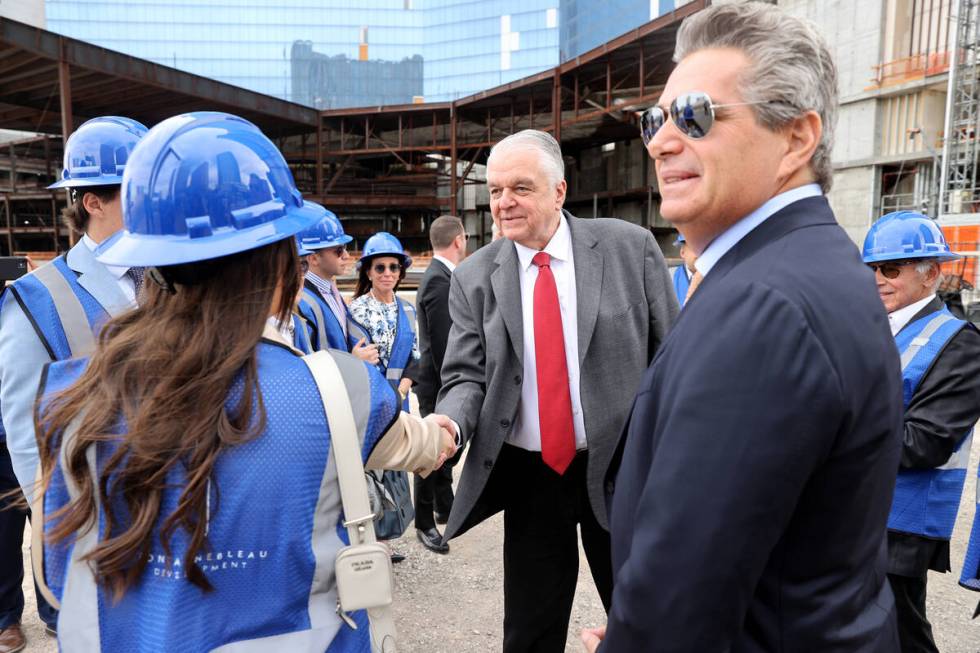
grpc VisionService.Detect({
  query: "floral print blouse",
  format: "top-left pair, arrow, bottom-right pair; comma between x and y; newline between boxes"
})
348,293 -> 420,372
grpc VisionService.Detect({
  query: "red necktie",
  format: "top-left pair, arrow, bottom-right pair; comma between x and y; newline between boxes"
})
532,252 -> 576,475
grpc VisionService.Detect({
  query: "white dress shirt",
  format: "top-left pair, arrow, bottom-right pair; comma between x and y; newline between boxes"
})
694,184 -> 823,277
888,294 -> 936,336
82,234 -> 136,302
510,216 -> 588,452
432,254 -> 457,273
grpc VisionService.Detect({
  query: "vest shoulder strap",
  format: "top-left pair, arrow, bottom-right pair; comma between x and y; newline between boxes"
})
897,307 -> 967,406
17,259 -> 97,359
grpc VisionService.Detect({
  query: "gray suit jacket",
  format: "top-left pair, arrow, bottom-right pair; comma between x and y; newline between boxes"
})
0,240 -> 131,500
436,211 -> 678,538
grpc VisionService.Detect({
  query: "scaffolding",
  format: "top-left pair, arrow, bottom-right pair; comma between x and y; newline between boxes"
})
939,0 -> 980,219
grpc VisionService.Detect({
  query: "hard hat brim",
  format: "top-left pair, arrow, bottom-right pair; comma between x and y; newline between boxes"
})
303,234 -> 354,251
862,251 -> 962,264
47,175 -> 125,190
357,251 -> 412,270
97,201 -> 326,267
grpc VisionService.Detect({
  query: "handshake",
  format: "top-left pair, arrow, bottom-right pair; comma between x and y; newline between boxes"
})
425,414 -> 459,471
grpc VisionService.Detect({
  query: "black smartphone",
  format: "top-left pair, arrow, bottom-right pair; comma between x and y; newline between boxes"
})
0,257 -> 29,281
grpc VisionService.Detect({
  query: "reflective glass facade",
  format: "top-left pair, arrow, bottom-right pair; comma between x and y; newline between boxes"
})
45,0 -> 681,109
560,0 -> 688,61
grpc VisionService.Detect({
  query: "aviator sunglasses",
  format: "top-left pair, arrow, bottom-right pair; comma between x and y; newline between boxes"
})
867,260 -> 918,280
639,91 -> 783,144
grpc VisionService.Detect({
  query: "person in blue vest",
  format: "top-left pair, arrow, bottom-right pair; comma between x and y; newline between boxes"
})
284,236 -> 316,354
33,111 -> 456,653
0,269 -> 53,653
671,233 -> 697,306
296,211 -> 378,363
348,232 -> 419,407
0,116 -> 148,501
349,233 -> 420,559
962,468 -> 980,619
863,211 -> 980,653
0,116 -> 147,647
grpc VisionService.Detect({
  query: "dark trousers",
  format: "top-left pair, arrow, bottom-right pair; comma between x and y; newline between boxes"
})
888,573 -> 938,653
494,444 -> 613,653
0,441 -> 57,629
413,461 -> 455,531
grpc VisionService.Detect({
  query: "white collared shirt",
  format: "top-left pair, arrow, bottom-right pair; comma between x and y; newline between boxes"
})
432,254 -> 456,273
82,234 -> 136,302
889,294 -> 936,336
510,216 -> 587,452
694,184 -> 823,277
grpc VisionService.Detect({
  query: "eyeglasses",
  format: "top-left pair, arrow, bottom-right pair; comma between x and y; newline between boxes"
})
327,245 -> 347,256
639,91 -> 783,144
867,260 -> 917,279
372,262 -> 402,274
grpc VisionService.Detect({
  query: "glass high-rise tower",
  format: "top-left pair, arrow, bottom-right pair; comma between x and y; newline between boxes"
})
45,0 -> 685,109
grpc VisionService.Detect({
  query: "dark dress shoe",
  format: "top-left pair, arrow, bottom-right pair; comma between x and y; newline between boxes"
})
416,527 -> 450,554
0,623 -> 26,653
434,511 -> 450,525
390,552 -> 406,564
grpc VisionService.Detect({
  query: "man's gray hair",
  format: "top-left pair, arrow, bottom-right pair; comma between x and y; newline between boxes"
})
915,259 -> 944,292
675,3 -> 839,193
487,129 -> 565,186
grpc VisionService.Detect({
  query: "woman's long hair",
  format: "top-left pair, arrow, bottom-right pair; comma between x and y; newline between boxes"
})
36,238 -> 299,601
353,254 -> 407,298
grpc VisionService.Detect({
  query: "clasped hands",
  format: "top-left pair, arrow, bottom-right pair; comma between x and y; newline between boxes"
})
425,413 -> 459,470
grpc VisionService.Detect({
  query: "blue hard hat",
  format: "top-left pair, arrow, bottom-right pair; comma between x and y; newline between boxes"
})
49,116 -> 148,189
674,233 -> 686,246
96,112 -> 325,268
297,210 -> 353,251
295,236 -> 313,257
862,211 -> 960,263
358,232 -> 411,270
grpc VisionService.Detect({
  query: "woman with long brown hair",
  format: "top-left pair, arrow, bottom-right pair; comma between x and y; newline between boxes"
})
34,112 -> 454,652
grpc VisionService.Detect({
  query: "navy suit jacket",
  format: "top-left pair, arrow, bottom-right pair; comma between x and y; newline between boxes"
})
602,196 -> 903,652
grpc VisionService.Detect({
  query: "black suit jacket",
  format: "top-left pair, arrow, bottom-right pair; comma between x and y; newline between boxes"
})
415,258 -> 453,416
602,196 -> 902,652
888,296 -> 980,576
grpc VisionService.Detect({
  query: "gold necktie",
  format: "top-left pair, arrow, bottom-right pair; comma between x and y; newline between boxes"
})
685,270 -> 704,304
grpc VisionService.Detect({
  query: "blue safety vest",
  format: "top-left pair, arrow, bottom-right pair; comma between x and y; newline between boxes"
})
292,312 -> 314,354
888,307 -> 971,540
385,298 -> 417,413
298,285 -> 370,353
41,341 -> 400,652
4,255 -> 110,361
672,266 -> 690,307
962,466 -> 980,591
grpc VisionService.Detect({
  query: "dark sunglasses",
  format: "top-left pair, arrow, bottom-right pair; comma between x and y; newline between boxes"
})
639,91 -> 781,144
867,260 -> 917,279
372,262 -> 402,274
327,245 -> 347,256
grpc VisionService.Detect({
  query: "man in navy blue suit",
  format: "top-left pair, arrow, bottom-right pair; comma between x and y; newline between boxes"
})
582,4 -> 904,652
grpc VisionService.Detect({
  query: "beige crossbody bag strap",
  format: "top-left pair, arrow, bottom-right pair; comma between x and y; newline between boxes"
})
301,350 -> 398,653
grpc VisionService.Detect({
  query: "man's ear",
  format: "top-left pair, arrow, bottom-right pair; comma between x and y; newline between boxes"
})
555,179 -> 567,209
777,110 -> 821,184
81,191 -> 104,217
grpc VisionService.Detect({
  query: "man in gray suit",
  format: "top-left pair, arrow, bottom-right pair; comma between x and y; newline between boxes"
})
435,129 -> 677,651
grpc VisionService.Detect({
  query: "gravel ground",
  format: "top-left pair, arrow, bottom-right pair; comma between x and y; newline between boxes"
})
20,439 -> 980,652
